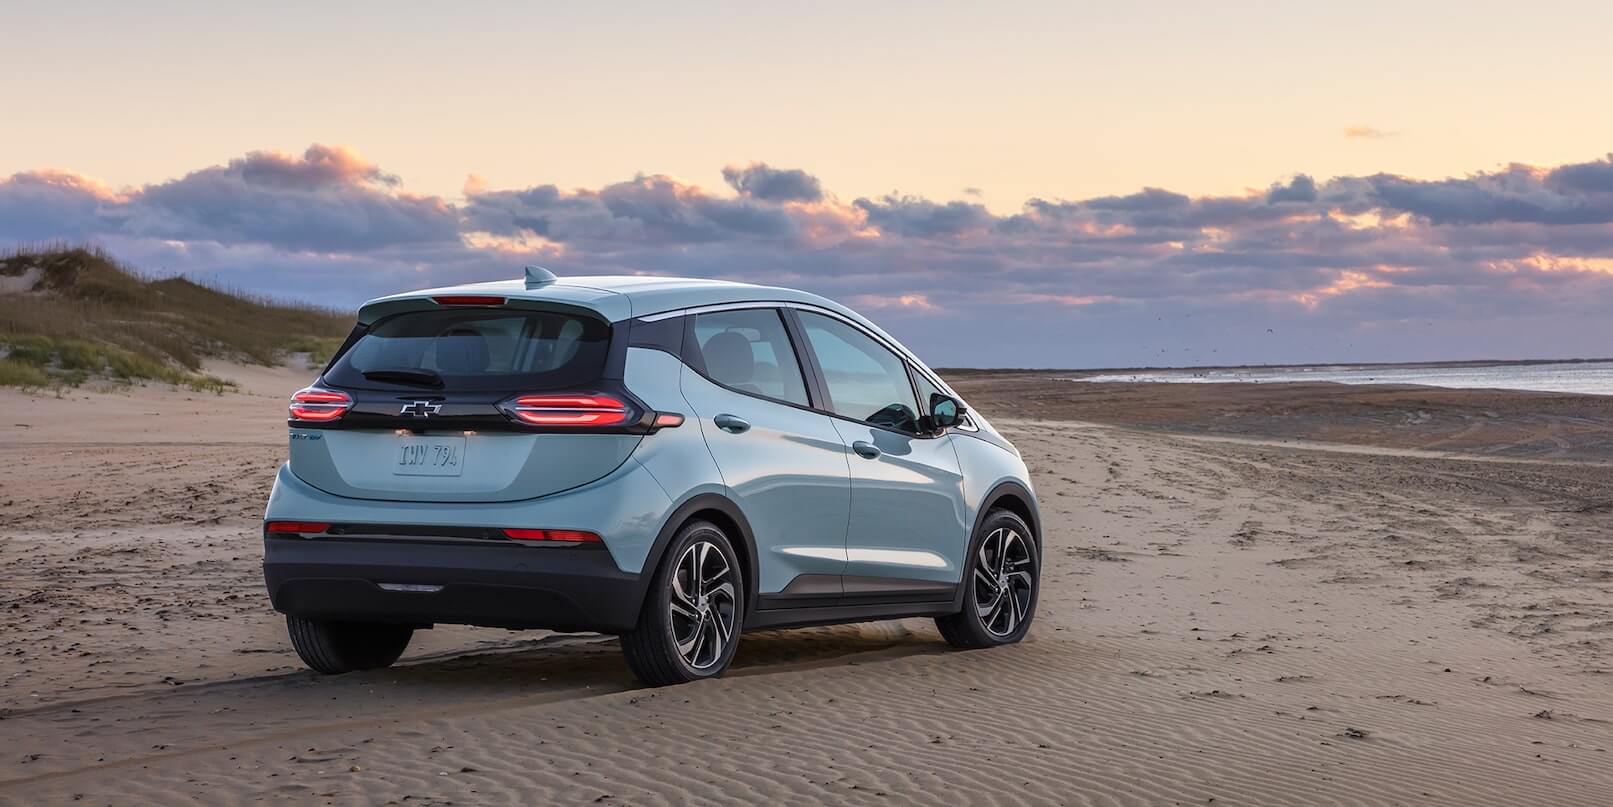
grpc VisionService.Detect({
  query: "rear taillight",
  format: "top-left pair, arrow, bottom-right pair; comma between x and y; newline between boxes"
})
499,394 -> 631,427
265,521 -> 330,535
289,387 -> 353,422
502,528 -> 602,543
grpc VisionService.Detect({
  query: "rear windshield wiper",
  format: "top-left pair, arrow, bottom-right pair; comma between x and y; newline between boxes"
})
361,368 -> 445,388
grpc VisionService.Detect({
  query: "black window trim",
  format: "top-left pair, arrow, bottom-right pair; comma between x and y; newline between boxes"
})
907,361 -> 944,434
681,306 -> 821,412
321,322 -> 370,375
780,307 -> 831,411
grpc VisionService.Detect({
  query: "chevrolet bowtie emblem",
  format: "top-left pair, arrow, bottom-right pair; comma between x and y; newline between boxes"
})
400,401 -> 443,417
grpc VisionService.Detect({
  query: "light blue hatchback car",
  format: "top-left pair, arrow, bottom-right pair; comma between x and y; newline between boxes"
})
264,267 -> 1041,685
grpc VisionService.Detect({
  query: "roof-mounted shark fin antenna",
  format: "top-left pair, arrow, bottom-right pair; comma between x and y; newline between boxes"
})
524,265 -> 558,288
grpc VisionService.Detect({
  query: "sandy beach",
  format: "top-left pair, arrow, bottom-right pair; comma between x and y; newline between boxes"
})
3,367 -> 1612,804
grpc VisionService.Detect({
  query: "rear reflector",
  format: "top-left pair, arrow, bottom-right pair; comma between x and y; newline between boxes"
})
266,521 -> 331,535
502,528 -> 603,543
432,295 -> 506,306
501,394 -> 631,427
288,387 -> 353,422
378,583 -> 444,593
652,412 -> 685,429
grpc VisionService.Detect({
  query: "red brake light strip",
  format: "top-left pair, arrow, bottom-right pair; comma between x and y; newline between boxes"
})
289,387 -> 353,422
503,394 -> 631,427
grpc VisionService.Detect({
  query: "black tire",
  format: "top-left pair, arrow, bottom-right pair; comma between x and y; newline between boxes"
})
936,509 -> 1040,649
621,520 -> 745,686
286,615 -> 414,674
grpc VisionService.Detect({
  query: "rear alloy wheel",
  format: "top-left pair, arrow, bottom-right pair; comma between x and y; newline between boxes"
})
621,520 -> 743,686
936,510 -> 1039,649
286,615 -> 414,674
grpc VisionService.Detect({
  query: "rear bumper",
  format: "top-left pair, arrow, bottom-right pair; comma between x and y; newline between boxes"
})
263,459 -> 678,578
264,533 -> 645,632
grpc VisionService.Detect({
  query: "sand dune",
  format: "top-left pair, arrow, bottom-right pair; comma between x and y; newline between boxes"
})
3,369 -> 1612,804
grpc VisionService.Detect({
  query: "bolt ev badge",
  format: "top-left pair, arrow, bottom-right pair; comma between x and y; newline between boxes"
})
400,401 -> 442,417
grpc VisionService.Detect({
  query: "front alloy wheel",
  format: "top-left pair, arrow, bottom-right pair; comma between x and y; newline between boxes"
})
937,509 -> 1039,649
973,526 -> 1034,637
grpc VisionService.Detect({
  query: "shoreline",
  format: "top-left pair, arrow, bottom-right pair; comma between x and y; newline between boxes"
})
945,374 -> 1613,463
940,354 -> 1613,378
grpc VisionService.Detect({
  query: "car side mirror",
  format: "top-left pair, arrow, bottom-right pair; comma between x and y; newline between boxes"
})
929,393 -> 965,430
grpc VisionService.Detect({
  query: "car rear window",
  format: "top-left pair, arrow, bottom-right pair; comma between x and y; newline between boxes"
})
325,308 -> 611,391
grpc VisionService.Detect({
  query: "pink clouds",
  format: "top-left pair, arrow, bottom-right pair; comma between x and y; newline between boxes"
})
849,293 -> 939,312
6,144 -> 1613,365
228,144 -> 400,189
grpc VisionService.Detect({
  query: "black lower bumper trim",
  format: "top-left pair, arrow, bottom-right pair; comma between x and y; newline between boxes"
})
263,535 -> 645,632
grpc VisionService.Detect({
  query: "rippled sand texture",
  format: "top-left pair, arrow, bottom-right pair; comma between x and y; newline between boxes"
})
3,369 -> 1612,805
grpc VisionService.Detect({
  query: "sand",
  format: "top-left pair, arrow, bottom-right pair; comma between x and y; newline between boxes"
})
2,367 -> 1612,804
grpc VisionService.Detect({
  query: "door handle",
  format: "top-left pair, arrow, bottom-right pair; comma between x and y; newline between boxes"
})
713,413 -> 750,434
852,440 -> 881,459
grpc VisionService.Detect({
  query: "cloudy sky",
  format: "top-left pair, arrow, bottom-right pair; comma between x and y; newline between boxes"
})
4,1 -> 1613,368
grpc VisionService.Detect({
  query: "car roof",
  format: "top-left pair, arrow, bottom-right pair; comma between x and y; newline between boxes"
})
359,272 -> 866,329
355,270 -> 949,390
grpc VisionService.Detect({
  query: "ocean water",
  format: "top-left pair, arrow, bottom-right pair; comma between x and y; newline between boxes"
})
1078,361 -> 1613,396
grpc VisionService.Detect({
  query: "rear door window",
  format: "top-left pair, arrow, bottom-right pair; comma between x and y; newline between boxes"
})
796,311 -> 920,433
690,308 -> 810,406
325,308 -> 610,391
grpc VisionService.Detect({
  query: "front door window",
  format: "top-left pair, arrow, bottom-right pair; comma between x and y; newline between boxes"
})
795,312 -> 919,433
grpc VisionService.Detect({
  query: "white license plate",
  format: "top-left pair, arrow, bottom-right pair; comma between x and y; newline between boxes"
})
394,436 -> 466,477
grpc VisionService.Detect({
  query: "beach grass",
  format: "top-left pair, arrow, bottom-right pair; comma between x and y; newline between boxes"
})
0,245 -> 352,390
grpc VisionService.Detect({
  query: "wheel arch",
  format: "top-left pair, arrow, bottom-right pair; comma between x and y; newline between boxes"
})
637,493 -> 761,621
979,480 -> 1041,549
949,481 -> 1041,614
